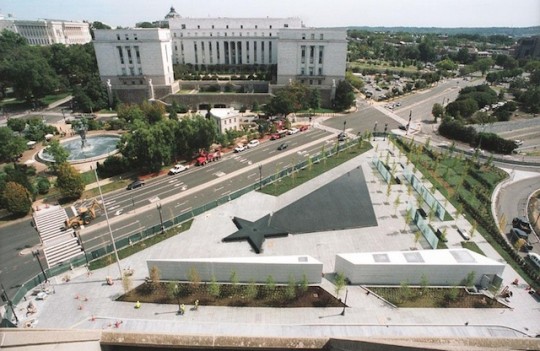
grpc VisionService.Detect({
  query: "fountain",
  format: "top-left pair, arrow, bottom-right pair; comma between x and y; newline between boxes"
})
38,117 -> 121,164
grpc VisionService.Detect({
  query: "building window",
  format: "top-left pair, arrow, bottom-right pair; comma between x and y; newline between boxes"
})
318,80 -> 322,85
241,25 -> 243,29
301,46 -> 306,64
226,25 -> 229,29
121,67 -> 126,75
309,67 -> 314,76
134,46 -> 141,64
309,46 -> 314,64
255,25 -> 258,29
134,34 -> 138,40
174,33 -> 177,37
319,46 -> 324,64
269,25 -> 272,29
284,24 -> 288,28
310,33 -> 315,40
302,33 -> 305,40
181,24 -> 186,29
301,67 -> 305,75
320,33 -> 324,40
116,34 -> 120,40
309,79 -> 313,85
318,67 -> 322,75
132,80 -> 135,85
126,47 -> 133,64
125,34 -> 129,40
129,67 -> 135,76
138,67 -> 143,75
117,46 -> 124,64
212,25 -> 214,29
197,25 -> 200,29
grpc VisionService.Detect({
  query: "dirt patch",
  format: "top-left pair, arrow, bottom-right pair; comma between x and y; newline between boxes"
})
118,282 -> 345,308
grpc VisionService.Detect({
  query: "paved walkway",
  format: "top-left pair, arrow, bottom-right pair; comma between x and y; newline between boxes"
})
13,138 -> 540,341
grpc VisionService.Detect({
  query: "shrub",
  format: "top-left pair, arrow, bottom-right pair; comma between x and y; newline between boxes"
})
96,155 -> 131,179
36,177 -> 51,194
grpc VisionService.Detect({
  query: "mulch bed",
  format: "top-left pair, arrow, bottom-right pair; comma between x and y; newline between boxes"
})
118,282 -> 345,308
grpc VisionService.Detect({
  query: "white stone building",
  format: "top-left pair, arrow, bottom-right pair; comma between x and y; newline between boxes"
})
0,17 -> 91,45
92,7 -> 347,105
209,108 -> 241,133
93,28 -> 177,102
276,28 -> 347,88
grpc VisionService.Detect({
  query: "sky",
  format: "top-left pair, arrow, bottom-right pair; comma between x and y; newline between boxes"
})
1,0 -> 539,29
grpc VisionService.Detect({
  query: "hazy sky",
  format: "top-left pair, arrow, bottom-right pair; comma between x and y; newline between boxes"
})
1,0 -> 539,28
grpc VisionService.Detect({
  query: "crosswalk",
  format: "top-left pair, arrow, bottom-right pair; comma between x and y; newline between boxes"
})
33,205 -> 84,268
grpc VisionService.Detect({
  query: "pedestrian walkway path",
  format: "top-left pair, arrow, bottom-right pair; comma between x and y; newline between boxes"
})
10,137 -> 538,344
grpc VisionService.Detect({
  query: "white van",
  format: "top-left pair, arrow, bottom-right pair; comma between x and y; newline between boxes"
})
528,252 -> 540,269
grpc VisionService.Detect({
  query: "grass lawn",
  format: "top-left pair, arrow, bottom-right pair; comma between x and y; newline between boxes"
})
461,241 -> 486,256
89,219 -> 193,270
0,92 -> 71,110
260,141 -> 372,196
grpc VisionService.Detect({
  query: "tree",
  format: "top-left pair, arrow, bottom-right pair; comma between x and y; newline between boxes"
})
55,163 -> 84,200
46,140 -> 69,173
399,280 -> 412,302
3,181 -> 32,215
420,274 -> 429,294
393,194 -> 401,215
431,103 -> 444,122
264,275 -> 276,299
334,272 -> 346,298
299,274 -> 309,295
0,127 -> 27,162
188,266 -> 201,292
36,177 -> 51,194
285,275 -> 296,300
309,89 -> 321,109
474,58 -> 494,76
7,118 -> 26,133
403,208 -> 413,232
245,280 -> 258,300
208,276 -> 220,298
333,80 -> 355,111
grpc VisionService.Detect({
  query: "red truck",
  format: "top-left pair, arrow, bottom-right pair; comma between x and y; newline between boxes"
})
196,149 -> 222,166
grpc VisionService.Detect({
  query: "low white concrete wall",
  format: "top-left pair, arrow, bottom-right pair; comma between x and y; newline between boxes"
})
335,249 -> 505,286
147,255 -> 322,284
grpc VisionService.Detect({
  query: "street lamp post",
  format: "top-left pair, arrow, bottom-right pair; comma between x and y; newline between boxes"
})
0,279 -> 19,325
406,110 -> 412,135
343,120 -> 347,132
32,250 -> 47,283
258,164 -> 263,190
340,288 -> 349,316
93,167 -> 122,280
373,121 -> 378,141
383,123 -> 388,141
61,108 -> 66,122
157,203 -> 164,233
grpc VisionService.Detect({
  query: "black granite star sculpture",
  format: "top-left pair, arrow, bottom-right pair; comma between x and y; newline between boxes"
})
222,215 -> 289,253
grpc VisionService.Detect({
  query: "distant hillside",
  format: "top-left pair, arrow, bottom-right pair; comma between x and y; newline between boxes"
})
346,26 -> 540,37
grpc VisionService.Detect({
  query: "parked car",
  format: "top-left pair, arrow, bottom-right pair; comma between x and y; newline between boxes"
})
127,179 -> 145,190
299,125 -> 309,132
527,252 -> 540,269
234,144 -> 246,153
512,217 -> 532,234
288,128 -> 299,135
277,143 -> 288,150
510,227 -> 529,240
168,164 -> 189,175
247,139 -> 260,148
457,228 -> 470,240
514,140 -> 524,146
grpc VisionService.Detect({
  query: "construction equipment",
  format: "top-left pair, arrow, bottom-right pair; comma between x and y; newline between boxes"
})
196,149 -> 222,166
64,200 -> 103,230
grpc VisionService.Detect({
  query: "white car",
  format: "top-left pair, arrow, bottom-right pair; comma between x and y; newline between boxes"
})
288,128 -> 299,135
247,140 -> 260,148
234,144 -> 246,153
168,164 -> 189,175
514,140 -> 524,146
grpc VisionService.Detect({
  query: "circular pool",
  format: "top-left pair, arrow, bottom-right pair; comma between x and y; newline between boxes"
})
38,135 -> 121,163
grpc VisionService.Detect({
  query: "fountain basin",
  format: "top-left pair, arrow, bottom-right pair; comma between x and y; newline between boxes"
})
38,135 -> 121,164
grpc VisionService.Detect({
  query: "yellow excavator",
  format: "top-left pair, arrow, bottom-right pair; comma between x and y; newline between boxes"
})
64,200 -> 103,230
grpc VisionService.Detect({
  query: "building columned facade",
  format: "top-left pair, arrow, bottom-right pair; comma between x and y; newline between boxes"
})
0,15 -> 91,45
92,8 -> 347,105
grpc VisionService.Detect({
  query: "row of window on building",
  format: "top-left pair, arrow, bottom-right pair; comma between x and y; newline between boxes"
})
175,40 -> 274,65
179,23 -> 290,30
